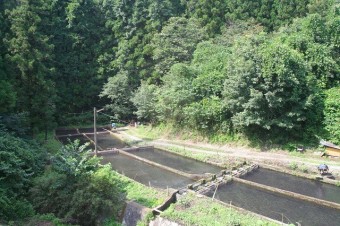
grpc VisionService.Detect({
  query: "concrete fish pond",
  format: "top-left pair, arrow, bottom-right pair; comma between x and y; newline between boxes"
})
202,181 -> 340,226
55,127 -> 126,150
125,147 -> 222,175
101,152 -> 194,189
241,167 -> 340,204
55,127 -> 340,225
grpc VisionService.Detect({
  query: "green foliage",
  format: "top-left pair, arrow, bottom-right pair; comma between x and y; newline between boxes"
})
5,0 -> 56,134
131,82 -> 159,122
0,130 -> 45,220
225,0 -> 311,31
289,162 -> 298,170
30,141 -> 125,225
323,87 -> 340,144
161,192 -> 276,226
100,71 -> 135,120
184,0 -> 227,35
156,64 -> 196,123
28,213 -> 72,226
280,13 -> 340,89
151,17 -> 207,83
0,57 -> 16,113
223,36 -> 322,140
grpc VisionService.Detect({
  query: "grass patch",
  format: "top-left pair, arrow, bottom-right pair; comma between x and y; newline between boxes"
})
112,170 -> 167,208
161,192 -> 278,226
163,146 -> 244,169
129,124 -> 251,148
36,131 -> 62,154
25,213 -> 72,226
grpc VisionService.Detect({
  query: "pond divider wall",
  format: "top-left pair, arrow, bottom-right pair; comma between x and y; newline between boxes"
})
152,189 -> 179,215
83,133 -> 104,151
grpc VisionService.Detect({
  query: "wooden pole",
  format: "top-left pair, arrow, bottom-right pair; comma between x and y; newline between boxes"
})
94,107 -> 97,156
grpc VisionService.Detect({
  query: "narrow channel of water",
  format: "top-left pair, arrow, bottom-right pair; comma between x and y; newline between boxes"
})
205,181 -> 340,226
129,148 -> 222,174
87,132 -> 127,149
242,167 -> 340,204
101,153 -> 194,189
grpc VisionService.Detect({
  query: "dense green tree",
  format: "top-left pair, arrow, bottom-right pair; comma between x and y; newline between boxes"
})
151,17 -> 207,83
279,13 -> 339,88
225,0 -> 311,31
156,63 -> 196,123
184,0 -> 227,35
5,0 -> 56,135
223,37 -> 322,139
100,71 -> 135,120
57,0 -> 110,113
0,130 -> 45,220
0,57 -> 16,113
131,82 -> 159,122
323,87 -> 340,144
0,1 -> 17,114
30,140 -> 124,225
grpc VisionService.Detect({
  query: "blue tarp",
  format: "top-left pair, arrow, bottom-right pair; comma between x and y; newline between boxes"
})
318,164 -> 329,170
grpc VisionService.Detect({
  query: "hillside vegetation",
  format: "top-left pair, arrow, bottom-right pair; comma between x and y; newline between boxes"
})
0,0 -> 339,224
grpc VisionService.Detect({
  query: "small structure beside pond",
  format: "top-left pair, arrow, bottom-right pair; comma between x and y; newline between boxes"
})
320,140 -> 340,157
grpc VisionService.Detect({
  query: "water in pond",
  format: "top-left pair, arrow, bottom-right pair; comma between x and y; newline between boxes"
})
78,127 -> 107,133
87,132 -> 126,149
242,167 -> 340,204
101,153 -> 194,189
57,134 -> 95,150
205,181 -> 340,226
55,128 -> 78,136
130,148 -> 222,174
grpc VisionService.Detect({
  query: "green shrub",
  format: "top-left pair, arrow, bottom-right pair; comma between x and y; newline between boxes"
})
289,162 -> 298,170
0,130 -> 45,220
30,141 -> 126,225
324,87 -> 340,145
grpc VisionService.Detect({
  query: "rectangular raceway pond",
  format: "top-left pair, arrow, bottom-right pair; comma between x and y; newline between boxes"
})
128,148 -> 222,174
242,167 -> 340,204
101,153 -> 194,189
56,134 -> 95,150
55,128 -> 79,136
86,132 -> 127,149
205,181 -> 340,226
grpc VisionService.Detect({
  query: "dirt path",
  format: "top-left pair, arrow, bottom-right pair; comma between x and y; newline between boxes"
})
118,129 -> 340,176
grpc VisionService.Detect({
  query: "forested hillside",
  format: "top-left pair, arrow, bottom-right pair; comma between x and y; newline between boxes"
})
1,0 -> 339,143
0,0 -> 339,223
1,0 -> 339,144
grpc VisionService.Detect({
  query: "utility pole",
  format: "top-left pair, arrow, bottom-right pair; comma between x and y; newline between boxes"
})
94,107 -> 98,155
94,107 -> 104,156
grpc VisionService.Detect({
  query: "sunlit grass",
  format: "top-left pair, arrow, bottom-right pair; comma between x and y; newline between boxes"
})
161,192 -> 278,226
